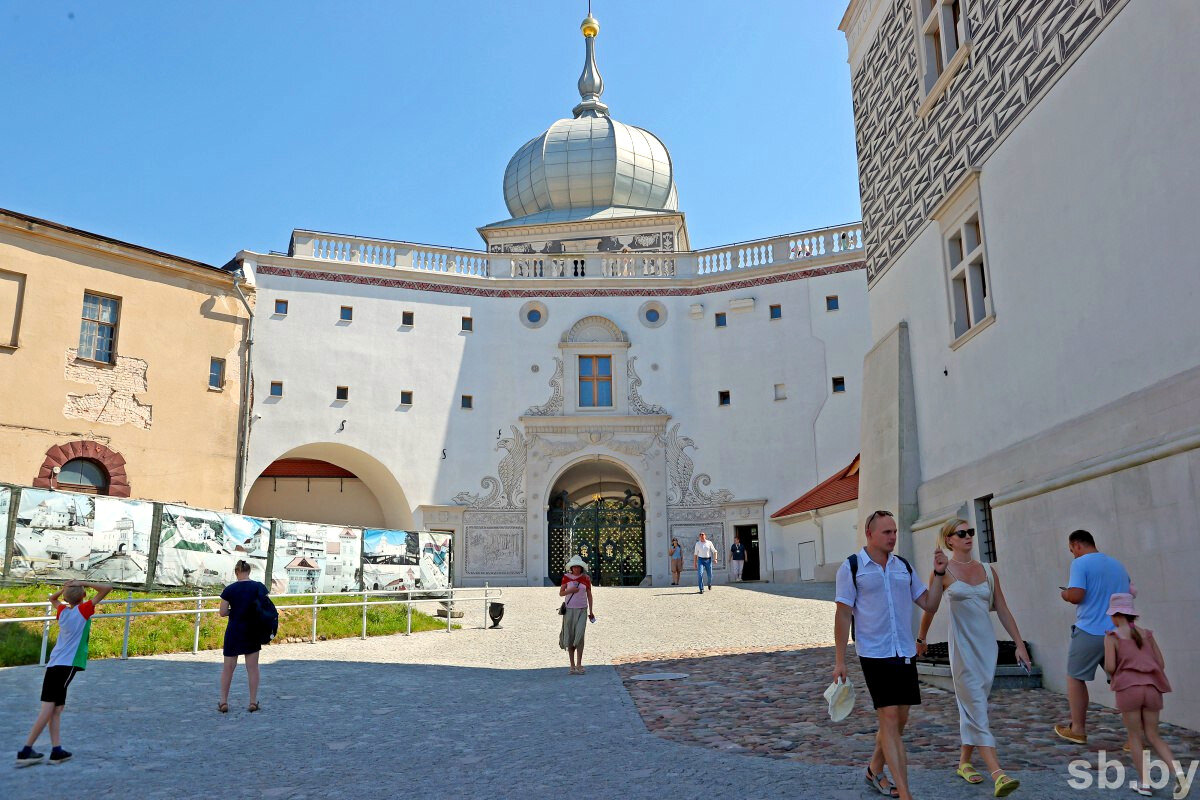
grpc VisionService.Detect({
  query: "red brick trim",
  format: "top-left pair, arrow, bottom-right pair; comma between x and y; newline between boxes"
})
33,440 -> 130,498
256,260 -> 866,298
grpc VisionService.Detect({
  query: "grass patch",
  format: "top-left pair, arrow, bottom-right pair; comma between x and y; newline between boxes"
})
0,584 -> 455,667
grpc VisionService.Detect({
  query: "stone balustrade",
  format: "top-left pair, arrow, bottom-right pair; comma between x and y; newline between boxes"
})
290,223 -> 862,281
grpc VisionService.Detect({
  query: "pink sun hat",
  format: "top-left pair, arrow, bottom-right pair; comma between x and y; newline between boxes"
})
1106,593 -> 1137,616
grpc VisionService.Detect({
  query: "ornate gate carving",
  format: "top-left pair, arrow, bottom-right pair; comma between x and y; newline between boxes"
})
547,490 -> 646,586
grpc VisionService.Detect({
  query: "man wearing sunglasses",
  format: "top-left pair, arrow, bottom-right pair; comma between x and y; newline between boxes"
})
833,509 -> 948,800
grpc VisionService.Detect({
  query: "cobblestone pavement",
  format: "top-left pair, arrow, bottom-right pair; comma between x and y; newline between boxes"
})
2,585 -> 1194,798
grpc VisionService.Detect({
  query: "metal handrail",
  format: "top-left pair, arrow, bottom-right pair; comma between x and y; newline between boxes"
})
0,585 -> 502,664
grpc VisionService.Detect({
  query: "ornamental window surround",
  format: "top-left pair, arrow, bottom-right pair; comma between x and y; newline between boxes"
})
934,170 -> 994,347
913,0 -> 973,116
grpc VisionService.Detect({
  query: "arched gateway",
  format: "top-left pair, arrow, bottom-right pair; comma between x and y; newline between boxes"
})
547,459 -> 646,586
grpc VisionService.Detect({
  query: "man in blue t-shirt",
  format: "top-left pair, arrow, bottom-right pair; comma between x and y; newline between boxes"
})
1054,529 -> 1132,745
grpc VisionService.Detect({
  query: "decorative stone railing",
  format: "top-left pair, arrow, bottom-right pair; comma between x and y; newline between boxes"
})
290,222 -> 863,281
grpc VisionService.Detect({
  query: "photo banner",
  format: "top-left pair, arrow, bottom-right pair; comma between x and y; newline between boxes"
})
156,505 -> 268,587
362,530 -> 452,592
272,522 -> 363,594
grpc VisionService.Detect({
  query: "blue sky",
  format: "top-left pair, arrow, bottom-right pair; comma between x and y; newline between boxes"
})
0,1 -> 861,265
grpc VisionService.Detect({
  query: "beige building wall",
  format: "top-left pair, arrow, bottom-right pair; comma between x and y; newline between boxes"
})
0,210 -> 252,511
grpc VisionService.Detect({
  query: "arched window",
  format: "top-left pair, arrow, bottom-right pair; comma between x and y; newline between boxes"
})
57,458 -> 109,495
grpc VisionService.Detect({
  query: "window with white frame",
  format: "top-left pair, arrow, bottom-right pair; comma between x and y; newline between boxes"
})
914,0 -> 970,98
944,204 -> 991,340
78,292 -> 120,363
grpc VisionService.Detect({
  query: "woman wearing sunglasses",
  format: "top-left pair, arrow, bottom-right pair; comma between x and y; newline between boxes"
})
917,519 -> 1030,797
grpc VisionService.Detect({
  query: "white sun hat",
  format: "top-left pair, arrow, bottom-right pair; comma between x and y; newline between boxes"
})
823,677 -> 856,722
565,556 -> 589,573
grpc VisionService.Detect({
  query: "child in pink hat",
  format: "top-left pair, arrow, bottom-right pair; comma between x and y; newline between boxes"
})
1102,593 -> 1188,798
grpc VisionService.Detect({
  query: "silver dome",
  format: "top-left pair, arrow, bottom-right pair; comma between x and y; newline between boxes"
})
500,15 -> 678,223
503,117 -> 677,220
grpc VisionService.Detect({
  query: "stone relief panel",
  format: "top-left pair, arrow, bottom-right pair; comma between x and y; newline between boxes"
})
669,520 -> 727,570
560,315 -> 629,344
488,231 -> 675,255
452,427 -> 528,509
627,356 -> 666,416
525,357 -> 564,416
528,431 -> 661,471
854,0 -> 1129,284
63,348 -> 153,430
463,511 -> 526,576
660,424 -> 734,506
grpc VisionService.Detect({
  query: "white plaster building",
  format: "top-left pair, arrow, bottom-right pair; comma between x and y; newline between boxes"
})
840,0 -> 1200,728
237,14 -> 870,589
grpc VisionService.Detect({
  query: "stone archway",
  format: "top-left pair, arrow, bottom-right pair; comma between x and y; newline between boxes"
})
243,442 -> 414,529
546,457 -> 646,586
33,440 -> 129,497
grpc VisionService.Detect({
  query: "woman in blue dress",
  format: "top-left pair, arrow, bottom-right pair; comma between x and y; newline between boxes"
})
218,560 -> 268,713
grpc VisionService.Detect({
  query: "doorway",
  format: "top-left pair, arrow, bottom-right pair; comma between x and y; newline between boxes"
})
734,524 -> 761,581
547,459 -> 646,586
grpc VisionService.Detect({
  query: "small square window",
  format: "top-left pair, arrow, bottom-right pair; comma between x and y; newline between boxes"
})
769,304 -> 782,320
774,383 -> 787,401
461,316 -> 474,332
718,390 -> 731,406
461,394 -> 473,409
832,377 -> 846,394
826,295 -> 839,311
208,358 -> 226,390
715,312 -> 727,328
269,381 -> 284,397
274,299 -> 288,315
336,386 -> 350,401
401,311 -> 415,326
400,390 -> 413,406
340,306 -> 353,321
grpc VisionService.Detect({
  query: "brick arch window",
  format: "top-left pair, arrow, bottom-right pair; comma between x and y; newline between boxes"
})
34,440 -> 130,498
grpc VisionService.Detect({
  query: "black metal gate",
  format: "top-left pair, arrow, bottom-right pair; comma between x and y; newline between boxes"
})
547,490 -> 646,586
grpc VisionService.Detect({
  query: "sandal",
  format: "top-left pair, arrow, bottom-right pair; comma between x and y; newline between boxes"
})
957,763 -> 984,784
1133,785 -> 1153,797
217,702 -> 229,714
248,702 -> 261,713
577,666 -> 586,675
866,766 -> 900,798
992,770 -> 1020,797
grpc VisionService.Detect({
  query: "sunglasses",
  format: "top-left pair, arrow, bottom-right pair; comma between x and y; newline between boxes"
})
950,529 -> 976,539
865,509 -> 894,528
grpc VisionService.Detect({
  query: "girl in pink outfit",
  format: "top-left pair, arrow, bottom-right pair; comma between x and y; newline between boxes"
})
1102,593 -> 1187,799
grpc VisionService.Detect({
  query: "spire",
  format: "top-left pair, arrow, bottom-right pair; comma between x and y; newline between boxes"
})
572,12 -> 609,118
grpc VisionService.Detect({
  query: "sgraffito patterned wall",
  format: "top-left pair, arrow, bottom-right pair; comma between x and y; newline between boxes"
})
853,0 -> 1129,285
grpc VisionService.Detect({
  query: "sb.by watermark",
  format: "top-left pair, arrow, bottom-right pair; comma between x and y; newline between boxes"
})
1067,750 -> 1197,793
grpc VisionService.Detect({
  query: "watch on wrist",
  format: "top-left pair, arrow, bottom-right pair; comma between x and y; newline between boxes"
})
934,569 -> 946,576
916,637 -> 924,644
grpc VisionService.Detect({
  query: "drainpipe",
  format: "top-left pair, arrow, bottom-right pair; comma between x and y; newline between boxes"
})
229,263 -> 255,513
813,508 -> 827,567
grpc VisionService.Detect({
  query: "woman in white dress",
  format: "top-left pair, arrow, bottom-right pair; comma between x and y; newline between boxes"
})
918,519 -> 1031,798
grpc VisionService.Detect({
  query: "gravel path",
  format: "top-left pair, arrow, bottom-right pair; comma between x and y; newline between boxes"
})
1,585 -> 1181,798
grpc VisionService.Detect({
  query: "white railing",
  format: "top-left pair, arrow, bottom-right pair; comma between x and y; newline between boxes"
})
290,222 -> 863,281
0,585 -> 503,665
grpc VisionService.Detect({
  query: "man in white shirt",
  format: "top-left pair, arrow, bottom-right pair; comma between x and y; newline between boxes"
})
693,531 -> 719,594
832,510 -> 947,800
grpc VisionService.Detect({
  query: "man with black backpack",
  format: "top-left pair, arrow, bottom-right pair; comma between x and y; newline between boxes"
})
832,509 -> 947,800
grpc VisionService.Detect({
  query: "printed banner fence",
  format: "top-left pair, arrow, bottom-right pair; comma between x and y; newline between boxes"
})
0,483 -> 451,593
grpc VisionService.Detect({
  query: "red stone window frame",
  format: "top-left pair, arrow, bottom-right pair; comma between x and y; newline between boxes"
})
34,440 -> 130,497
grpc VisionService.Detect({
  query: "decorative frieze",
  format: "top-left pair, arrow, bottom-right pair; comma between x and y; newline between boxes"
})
525,357 -> 565,416
627,356 -> 666,416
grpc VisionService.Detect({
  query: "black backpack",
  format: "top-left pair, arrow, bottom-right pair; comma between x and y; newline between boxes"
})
846,553 -> 912,641
251,585 -> 279,644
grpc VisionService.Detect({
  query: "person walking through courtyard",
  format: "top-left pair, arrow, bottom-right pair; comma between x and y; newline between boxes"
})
560,555 -> 595,674
16,579 -> 112,766
1102,593 -> 1188,798
916,519 -> 1029,797
832,509 -> 947,800
694,531 -> 718,593
218,560 -> 269,713
669,538 -> 683,585
1055,530 -> 1133,745
729,533 -> 746,582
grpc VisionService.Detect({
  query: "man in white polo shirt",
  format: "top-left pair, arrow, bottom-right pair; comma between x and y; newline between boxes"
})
693,531 -> 718,594
832,509 -> 947,800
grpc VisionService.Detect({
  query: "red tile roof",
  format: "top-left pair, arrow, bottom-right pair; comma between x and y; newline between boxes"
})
260,459 -> 356,479
771,455 -> 860,519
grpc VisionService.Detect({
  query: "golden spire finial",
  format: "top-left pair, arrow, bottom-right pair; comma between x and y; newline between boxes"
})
581,0 -> 598,37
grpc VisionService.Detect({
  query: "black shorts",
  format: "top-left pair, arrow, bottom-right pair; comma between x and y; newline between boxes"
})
40,665 -> 81,707
859,656 -> 921,709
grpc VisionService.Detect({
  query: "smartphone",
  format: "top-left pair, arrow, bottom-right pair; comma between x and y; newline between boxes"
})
1058,586 -> 1068,591
1020,661 -> 1031,676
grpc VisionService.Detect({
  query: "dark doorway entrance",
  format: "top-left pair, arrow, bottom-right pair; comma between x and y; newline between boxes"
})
735,524 -> 761,581
548,490 -> 646,586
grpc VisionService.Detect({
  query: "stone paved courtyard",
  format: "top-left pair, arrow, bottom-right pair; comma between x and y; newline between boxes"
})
3,584 -> 1197,798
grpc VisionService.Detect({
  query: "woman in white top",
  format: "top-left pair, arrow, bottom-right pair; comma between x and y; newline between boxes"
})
918,519 -> 1030,797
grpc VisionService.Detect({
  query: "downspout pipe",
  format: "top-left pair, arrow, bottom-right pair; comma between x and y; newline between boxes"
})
229,263 -> 255,513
